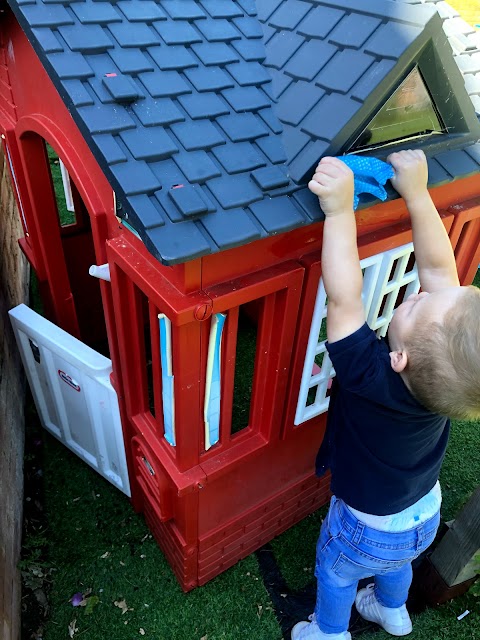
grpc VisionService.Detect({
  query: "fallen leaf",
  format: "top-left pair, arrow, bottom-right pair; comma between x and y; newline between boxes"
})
31,626 -> 45,640
68,619 -> 78,638
34,588 -> 48,608
114,599 -> 132,615
84,595 -> 100,616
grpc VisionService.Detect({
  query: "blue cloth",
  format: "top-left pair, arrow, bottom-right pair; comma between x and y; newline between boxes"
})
313,496 -> 440,634
316,323 -> 450,515
338,155 -> 394,210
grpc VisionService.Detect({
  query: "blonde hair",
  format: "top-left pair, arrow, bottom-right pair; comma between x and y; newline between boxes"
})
405,286 -> 480,420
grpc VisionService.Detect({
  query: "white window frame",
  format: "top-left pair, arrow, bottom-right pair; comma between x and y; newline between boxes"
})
294,242 -> 420,425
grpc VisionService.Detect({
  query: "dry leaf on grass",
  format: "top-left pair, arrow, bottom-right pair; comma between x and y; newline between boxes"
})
114,598 -> 133,614
68,619 -> 78,638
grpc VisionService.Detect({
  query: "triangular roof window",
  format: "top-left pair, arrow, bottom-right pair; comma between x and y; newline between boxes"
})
349,66 -> 446,153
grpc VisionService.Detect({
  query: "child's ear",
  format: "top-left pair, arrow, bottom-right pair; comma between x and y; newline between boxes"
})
389,350 -> 408,373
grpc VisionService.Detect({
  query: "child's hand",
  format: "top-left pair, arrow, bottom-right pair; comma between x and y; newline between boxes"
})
308,157 -> 354,217
388,149 -> 429,204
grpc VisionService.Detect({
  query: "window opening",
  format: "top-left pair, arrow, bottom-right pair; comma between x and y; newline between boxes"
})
295,243 -> 420,425
231,303 -> 258,436
306,385 -> 318,407
45,140 -> 106,347
145,318 -> 155,419
46,143 -> 76,226
132,286 -> 156,419
367,245 -> 419,337
349,67 -> 446,153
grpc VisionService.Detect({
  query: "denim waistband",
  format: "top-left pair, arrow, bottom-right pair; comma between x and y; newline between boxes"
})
331,496 -> 440,549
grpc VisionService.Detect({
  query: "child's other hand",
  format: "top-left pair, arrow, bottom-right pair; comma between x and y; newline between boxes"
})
388,149 -> 428,204
308,157 -> 354,217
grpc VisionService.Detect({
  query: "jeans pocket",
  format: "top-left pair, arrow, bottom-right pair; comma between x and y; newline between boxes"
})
332,550 -> 409,580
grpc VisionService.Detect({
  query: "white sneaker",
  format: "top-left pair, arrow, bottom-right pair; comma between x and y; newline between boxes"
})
291,613 -> 351,640
355,583 -> 413,636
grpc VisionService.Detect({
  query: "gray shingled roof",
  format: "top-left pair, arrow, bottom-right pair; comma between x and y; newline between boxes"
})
5,0 -> 480,264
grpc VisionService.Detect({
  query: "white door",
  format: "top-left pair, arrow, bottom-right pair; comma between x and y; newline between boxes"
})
9,304 -> 130,496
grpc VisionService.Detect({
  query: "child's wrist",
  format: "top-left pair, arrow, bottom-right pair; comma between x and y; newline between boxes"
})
323,206 -> 354,218
404,190 -> 431,210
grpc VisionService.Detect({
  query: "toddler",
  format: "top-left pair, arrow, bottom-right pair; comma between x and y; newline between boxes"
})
292,150 -> 480,640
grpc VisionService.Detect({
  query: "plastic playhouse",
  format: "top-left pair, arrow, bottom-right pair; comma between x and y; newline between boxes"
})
4,0 -> 480,591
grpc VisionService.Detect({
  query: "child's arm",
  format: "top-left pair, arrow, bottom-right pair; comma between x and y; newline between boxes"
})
309,157 -> 365,343
388,150 -> 460,292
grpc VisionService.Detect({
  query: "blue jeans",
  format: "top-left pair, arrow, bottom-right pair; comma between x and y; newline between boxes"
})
315,496 -> 440,634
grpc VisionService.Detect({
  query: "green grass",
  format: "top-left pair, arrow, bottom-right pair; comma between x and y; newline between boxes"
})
40,436 -> 280,640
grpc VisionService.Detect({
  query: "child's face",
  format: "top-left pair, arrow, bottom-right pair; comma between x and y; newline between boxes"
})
388,286 -> 465,350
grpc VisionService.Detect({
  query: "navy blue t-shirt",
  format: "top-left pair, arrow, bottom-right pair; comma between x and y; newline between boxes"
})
316,323 -> 450,515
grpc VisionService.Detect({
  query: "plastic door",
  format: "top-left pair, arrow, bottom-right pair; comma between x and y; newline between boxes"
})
9,304 -> 130,496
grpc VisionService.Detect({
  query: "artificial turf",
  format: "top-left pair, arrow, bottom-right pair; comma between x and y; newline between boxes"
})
38,434 -> 280,640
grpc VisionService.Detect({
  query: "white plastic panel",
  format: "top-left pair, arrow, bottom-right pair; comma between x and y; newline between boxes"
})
295,242 -> 420,425
59,159 -> 75,212
9,304 -> 130,496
